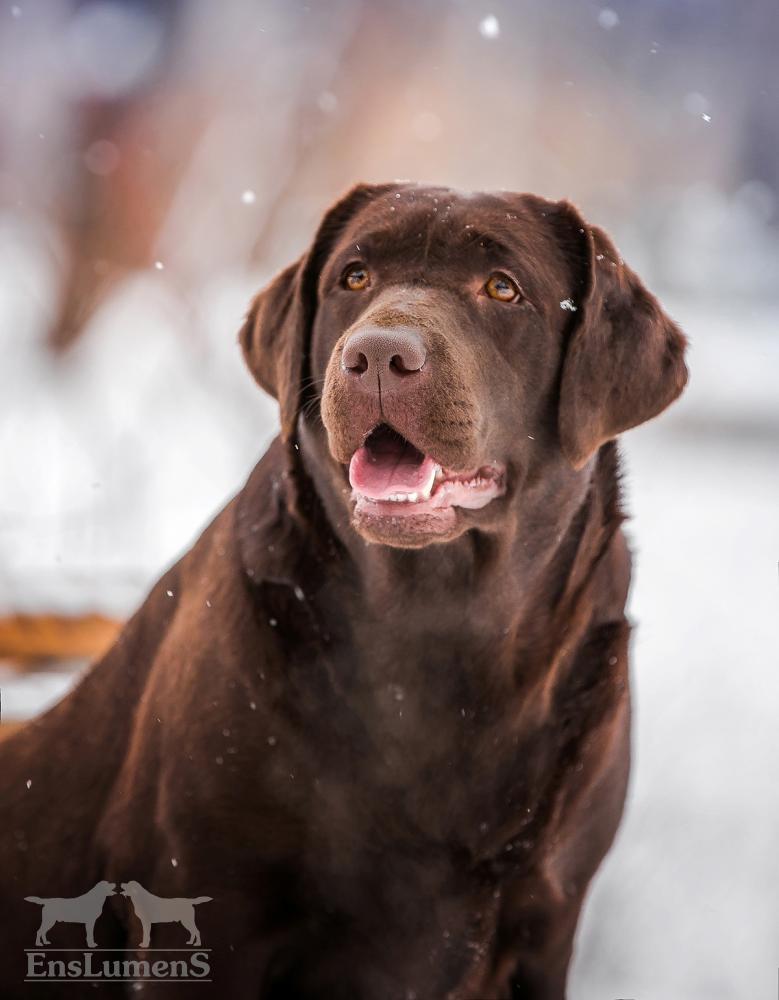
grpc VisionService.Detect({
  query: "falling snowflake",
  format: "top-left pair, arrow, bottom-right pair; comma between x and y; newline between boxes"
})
597,8 -> 619,29
560,299 -> 578,312
479,15 -> 500,39
241,189 -> 256,205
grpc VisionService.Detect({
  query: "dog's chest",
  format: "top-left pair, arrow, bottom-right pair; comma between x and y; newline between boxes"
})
260,610 -> 557,857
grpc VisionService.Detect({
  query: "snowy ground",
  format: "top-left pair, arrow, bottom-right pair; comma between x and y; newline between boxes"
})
1,279 -> 777,996
0,660 -> 85,720
573,424 -> 779,1000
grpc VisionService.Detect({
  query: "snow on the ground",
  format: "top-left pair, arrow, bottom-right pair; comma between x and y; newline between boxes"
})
572,424 -> 779,1000
0,229 -> 278,616
0,660 -> 85,721
664,296 -> 779,433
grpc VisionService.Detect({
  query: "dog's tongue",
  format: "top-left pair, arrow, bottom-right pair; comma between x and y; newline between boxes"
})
349,430 -> 437,500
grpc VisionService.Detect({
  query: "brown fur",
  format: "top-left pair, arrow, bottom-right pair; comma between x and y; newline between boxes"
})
0,183 -> 686,998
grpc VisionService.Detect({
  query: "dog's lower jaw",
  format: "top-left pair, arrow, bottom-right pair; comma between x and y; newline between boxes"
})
351,501 -> 459,547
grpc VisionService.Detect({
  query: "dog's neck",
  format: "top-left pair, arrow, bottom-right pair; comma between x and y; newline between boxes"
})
269,421 -> 628,659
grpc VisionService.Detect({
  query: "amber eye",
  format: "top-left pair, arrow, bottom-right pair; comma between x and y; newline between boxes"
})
343,265 -> 370,291
485,272 -> 521,303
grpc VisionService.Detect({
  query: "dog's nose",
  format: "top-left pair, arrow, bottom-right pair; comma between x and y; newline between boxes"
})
341,326 -> 426,389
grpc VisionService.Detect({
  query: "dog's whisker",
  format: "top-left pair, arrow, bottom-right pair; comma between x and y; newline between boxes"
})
301,397 -> 322,419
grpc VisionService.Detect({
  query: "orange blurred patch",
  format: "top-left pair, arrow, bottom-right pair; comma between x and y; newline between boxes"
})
0,614 -> 121,665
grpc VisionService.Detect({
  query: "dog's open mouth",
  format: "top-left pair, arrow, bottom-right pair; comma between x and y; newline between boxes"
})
348,425 -> 505,518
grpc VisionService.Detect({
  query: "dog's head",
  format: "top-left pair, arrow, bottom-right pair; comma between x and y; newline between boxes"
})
97,880 -> 118,897
119,881 -> 139,897
241,183 -> 687,548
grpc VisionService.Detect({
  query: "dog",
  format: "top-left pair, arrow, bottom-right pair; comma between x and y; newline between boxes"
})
0,183 -> 687,998
24,880 -> 116,948
120,880 -> 211,947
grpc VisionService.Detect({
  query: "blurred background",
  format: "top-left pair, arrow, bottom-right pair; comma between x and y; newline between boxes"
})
0,0 -> 777,996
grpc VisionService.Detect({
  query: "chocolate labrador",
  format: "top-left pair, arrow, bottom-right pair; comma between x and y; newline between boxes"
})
0,183 -> 687,999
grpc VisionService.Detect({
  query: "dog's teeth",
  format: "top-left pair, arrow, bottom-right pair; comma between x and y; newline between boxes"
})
382,490 -> 427,503
418,464 -> 440,500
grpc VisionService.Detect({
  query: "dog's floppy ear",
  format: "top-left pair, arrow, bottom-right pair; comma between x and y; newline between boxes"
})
239,258 -> 305,441
240,182 -> 399,441
554,202 -> 688,469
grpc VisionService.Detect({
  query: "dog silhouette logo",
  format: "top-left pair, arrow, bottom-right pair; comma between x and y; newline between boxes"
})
24,880 -> 116,948
121,881 -> 212,948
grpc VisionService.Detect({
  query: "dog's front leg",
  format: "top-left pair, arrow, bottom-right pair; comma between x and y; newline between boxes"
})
505,899 -> 582,1000
500,709 -> 630,996
85,919 -> 98,949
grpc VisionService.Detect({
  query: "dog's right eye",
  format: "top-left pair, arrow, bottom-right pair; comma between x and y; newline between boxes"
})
342,265 -> 371,291
485,272 -> 522,303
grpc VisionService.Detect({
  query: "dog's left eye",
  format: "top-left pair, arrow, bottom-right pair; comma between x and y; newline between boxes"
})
342,265 -> 371,291
485,272 -> 521,303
